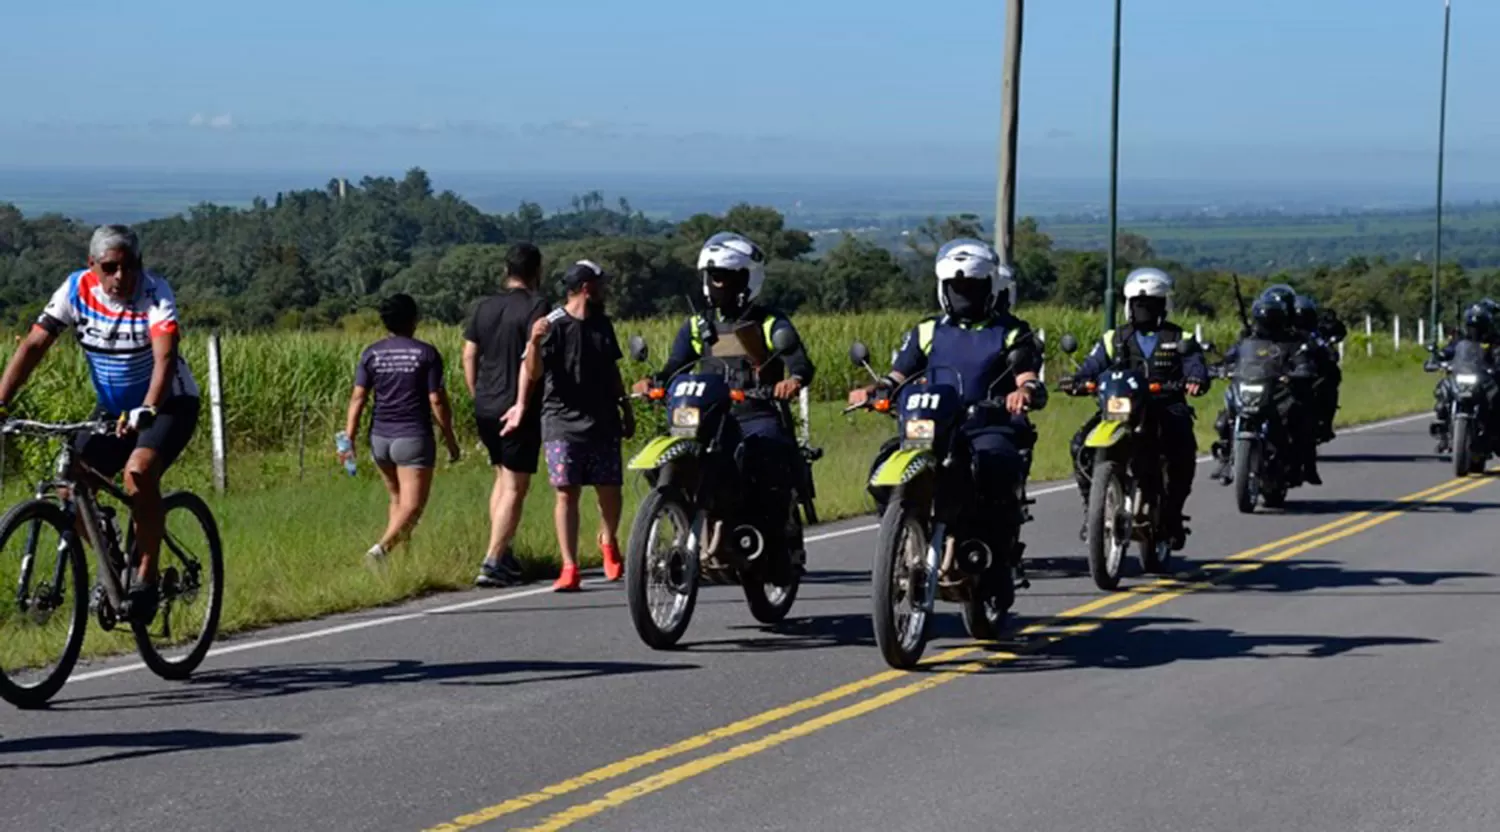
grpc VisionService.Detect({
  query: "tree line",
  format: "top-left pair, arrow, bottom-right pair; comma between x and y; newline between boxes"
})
3,166 -> 1499,332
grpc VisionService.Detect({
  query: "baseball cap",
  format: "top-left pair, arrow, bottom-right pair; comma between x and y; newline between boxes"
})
561,260 -> 608,292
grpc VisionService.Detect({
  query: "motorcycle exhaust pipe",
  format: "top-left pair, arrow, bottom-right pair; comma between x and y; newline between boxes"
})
730,525 -> 765,562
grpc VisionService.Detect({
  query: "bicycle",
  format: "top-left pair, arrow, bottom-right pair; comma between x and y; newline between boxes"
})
0,418 -> 224,708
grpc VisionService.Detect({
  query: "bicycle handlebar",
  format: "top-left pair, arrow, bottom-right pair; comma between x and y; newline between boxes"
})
1,418 -> 114,438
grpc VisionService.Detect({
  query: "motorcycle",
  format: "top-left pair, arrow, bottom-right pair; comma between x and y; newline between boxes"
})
846,337 -> 1039,669
1215,339 -> 1314,513
622,328 -> 822,649
1058,333 -> 1199,590
1425,341 -> 1492,477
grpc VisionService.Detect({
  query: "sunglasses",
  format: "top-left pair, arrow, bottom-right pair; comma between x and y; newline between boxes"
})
96,258 -> 136,276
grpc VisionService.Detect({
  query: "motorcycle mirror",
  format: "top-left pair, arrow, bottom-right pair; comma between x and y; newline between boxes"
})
771,326 -> 800,356
849,341 -> 871,367
627,335 -> 649,363
1059,334 -> 1079,354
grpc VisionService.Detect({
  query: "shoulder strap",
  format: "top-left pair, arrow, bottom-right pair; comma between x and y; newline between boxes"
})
1103,328 -> 1119,360
917,319 -> 938,356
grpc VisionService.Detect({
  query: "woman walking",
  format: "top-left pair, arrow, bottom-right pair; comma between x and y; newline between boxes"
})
342,293 -> 461,560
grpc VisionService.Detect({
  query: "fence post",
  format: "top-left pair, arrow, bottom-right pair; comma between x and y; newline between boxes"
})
1418,317 -> 1425,346
1439,322 -> 1446,343
298,400 -> 308,481
1194,322 -> 1203,343
1338,340 -> 1345,363
1037,328 -> 1046,382
798,386 -> 810,446
207,330 -> 227,494
1365,314 -> 1373,357
1394,316 -> 1401,351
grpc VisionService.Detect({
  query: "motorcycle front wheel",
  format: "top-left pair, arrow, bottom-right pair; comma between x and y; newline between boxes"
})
742,502 -> 803,624
625,488 -> 700,649
1086,459 -> 1128,591
1453,417 -> 1473,478
872,499 -> 931,669
1234,437 -> 1260,514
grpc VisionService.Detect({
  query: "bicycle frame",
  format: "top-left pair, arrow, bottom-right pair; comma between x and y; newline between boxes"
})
12,424 -> 135,615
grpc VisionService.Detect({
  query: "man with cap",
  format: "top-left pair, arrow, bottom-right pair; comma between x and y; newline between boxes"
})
503,260 -> 634,591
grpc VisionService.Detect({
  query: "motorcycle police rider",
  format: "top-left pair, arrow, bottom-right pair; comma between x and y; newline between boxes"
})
1293,294 -> 1342,444
1067,267 -> 1208,550
847,239 -> 1044,525
1429,301 -> 1500,452
1210,288 -> 1323,486
635,231 -> 816,575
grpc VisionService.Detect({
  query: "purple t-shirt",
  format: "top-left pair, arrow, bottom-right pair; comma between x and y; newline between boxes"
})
355,336 -> 445,439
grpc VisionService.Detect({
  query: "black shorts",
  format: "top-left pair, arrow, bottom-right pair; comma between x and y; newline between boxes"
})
75,397 -> 201,479
476,415 -> 540,474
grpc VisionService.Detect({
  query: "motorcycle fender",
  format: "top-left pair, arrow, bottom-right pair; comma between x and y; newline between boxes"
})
870,448 -> 934,487
628,436 -> 699,471
1084,420 -> 1127,448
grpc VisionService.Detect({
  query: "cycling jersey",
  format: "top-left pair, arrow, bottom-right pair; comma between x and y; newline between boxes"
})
37,269 -> 199,415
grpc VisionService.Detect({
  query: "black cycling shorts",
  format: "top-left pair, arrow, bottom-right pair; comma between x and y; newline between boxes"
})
75,396 -> 201,479
475,415 -> 540,475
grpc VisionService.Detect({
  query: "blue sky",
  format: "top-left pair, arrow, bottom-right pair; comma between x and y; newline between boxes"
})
3,0 -> 1497,185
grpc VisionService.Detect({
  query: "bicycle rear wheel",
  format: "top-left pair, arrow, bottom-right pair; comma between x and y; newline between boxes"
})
131,491 -> 224,680
0,499 -> 88,709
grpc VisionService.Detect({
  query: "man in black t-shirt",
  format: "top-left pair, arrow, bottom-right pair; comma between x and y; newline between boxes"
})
462,243 -> 546,587
503,260 -> 634,592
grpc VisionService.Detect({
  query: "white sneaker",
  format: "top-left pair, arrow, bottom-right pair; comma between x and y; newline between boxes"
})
366,543 -> 388,562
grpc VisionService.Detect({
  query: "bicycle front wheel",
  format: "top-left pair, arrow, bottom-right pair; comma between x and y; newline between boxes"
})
0,499 -> 88,709
131,491 -> 224,680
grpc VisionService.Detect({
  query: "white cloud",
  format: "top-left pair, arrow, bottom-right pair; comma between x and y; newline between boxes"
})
188,113 -> 205,127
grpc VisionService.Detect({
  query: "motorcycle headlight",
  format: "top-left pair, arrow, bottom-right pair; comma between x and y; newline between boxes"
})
1105,396 -> 1132,419
670,406 -> 700,430
903,418 -> 936,441
1237,382 -> 1266,408
1456,373 -> 1479,388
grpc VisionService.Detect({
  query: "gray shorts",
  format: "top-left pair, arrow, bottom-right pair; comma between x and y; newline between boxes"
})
370,434 -> 436,469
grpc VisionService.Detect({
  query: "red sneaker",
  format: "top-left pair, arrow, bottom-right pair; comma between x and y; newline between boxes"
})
552,564 -> 582,592
601,541 -> 623,582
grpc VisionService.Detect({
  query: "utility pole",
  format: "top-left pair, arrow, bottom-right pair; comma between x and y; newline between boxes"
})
996,0 -> 1025,265
1105,0 -> 1123,329
1431,0 -> 1452,344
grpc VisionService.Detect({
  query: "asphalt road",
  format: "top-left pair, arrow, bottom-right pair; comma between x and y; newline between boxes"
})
6,415 -> 1500,832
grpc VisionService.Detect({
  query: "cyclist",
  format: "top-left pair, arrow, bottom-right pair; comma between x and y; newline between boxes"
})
0,225 -> 199,622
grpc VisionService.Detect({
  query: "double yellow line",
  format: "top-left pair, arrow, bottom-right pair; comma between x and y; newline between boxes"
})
427,473 -> 1492,832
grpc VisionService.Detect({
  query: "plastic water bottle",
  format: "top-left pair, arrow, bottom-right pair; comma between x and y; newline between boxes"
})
334,431 -> 357,476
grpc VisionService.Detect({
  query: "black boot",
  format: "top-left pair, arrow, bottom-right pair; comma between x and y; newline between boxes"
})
1304,456 -> 1323,486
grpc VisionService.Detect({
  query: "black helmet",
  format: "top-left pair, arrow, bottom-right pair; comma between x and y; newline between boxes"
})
1260,283 -> 1296,317
1251,296 -> 1291,338
1464,303 -> 1493,341
1293,295 -> 1319,332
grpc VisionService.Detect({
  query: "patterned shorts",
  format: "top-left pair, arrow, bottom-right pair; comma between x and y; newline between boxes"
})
545,439 -> 623,488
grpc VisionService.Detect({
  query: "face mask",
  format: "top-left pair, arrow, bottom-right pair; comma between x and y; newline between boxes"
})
944,280 -> 992,321
1130,298 -> 1164,329
706,270 -> 748,315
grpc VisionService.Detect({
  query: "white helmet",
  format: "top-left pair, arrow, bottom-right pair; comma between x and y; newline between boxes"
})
1123,267 -> 1173,318
934,238 -> 1015,317
697,232 -> 766,307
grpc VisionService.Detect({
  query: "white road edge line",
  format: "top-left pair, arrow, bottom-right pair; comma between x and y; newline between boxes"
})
64,411 -> 1432,685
